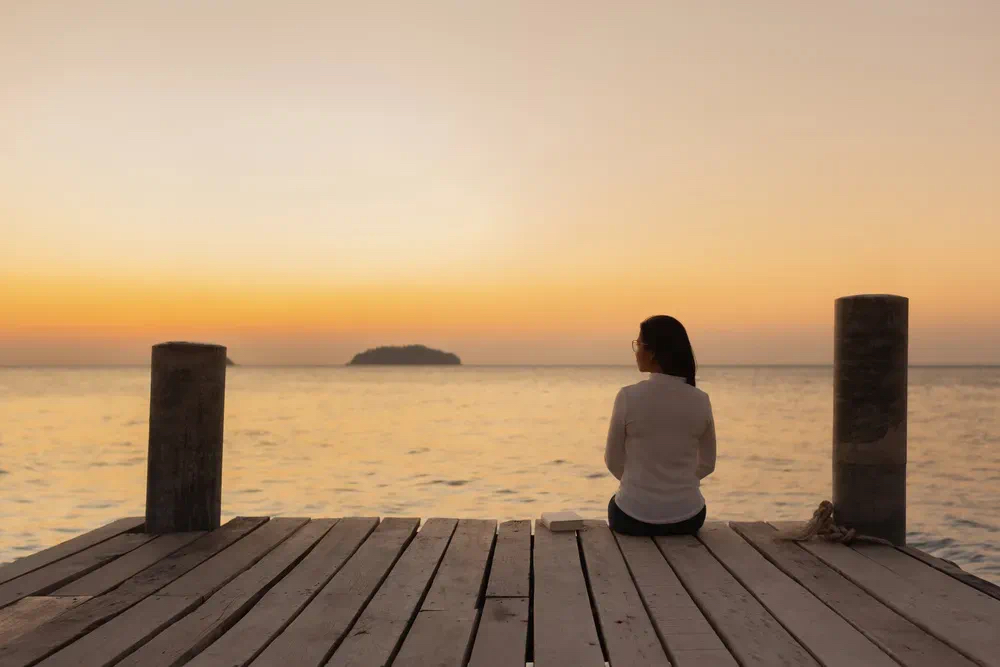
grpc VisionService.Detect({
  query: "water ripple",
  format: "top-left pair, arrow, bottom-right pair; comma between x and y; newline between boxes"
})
1,365 -> 999,584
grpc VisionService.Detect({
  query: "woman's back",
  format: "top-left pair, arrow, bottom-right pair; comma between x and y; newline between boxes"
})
605,373 -> 716,524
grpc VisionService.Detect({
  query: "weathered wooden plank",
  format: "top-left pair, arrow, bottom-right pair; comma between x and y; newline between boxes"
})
467,521 -> 530,667
324,518 -> 458,667
105,518 -> 265,600
0,519 -> 144,587
855,543 -> 1000,616
37,518 -> 308,667
154,520 -> 300,600
733,522 -> 977,667
0,517 -> 267,667
249,518 -> 420,667
467,598 -> 529,667
579,522 -> 670,667
393,519 -> 496,667
115,519 -> 334,667
0,598 -> 89,648
776,522 -> 1000,667
416,520 -> 495,612
0,534 -> 153,609
36,595 -> 200,667
397,612 -> 479,667
53,532 -> 204,597
898,546 -> 1000,602
614,532 -> 735,667
699,523 -> 895,667
532,523 -> 603,667
656,534 -> 818,666
186,517 -> 377,667
484,520 -> 529,598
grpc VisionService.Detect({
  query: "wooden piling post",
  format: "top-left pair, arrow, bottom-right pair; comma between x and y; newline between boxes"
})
145,342 -> 227,533
833,294 -> 908,545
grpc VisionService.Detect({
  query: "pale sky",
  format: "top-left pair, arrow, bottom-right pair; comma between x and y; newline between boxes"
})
2,1 -> 999,365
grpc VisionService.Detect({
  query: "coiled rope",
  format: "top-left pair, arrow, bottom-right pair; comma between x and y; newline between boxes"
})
776,500 -> 893,546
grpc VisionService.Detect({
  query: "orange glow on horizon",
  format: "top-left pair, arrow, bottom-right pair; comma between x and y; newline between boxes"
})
2,1 -> 998,364
4,268 -> 1000,367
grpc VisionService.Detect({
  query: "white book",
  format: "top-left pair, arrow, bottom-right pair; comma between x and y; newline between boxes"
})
540,511 -> 584,532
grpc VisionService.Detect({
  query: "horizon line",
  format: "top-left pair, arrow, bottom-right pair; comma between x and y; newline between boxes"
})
2,363 -> 999,369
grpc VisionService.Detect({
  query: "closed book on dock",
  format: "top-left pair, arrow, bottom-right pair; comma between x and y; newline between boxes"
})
540,511 -> 584,531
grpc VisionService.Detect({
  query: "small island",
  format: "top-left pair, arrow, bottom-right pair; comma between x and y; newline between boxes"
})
226,357 -> 236,367
348,345 -> 461,366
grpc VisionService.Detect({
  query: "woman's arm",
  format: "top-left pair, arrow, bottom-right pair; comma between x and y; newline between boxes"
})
605,388 -> 627,480
696,396 -> 716,480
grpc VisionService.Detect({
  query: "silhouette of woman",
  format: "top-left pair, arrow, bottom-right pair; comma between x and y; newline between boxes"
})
604,316 -> 716,536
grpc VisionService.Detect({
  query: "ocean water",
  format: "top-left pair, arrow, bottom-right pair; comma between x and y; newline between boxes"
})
1,366 -> 998,584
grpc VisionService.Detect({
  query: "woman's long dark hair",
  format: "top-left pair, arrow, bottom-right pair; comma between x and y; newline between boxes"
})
640,315 -> 697,387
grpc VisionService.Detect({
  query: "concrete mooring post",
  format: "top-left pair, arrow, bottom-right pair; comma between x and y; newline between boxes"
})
145,342 -> 227,533
833,294 -> 908,545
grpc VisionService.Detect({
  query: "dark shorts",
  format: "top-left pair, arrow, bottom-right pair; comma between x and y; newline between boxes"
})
608,495 -> 706,536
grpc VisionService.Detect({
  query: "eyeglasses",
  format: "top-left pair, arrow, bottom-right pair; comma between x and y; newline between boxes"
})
632,339 -> 643,353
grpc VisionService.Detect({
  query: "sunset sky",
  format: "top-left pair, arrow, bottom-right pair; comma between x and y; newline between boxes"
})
3,1 -> 999,365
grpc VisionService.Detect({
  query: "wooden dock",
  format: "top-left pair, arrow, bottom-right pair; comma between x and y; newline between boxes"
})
2,516 -> 1000,667
5,299 -> 996,664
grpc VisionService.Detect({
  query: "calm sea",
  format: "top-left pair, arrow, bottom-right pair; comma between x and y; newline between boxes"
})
1,366 -> 998,584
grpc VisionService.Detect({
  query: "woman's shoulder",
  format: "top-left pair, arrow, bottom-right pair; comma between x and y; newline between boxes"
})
611,381 -> 645,407
686,383 -> 711,404
618,379 -> 647,395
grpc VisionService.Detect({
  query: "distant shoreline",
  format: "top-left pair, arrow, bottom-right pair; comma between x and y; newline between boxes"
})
347,345 -> 461,366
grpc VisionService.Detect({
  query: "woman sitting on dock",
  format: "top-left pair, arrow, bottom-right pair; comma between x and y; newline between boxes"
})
604,315 -> 716,536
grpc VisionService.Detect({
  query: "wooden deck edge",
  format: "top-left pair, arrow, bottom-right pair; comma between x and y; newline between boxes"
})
0,518 -> 146,588
897,545 -> 1000,602
753,520 -> 1000,601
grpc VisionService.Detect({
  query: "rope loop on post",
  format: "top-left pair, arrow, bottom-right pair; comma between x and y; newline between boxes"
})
777,501 -> 893,546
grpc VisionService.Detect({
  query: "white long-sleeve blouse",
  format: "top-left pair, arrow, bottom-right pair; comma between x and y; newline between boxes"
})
604,372 -> 716,523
